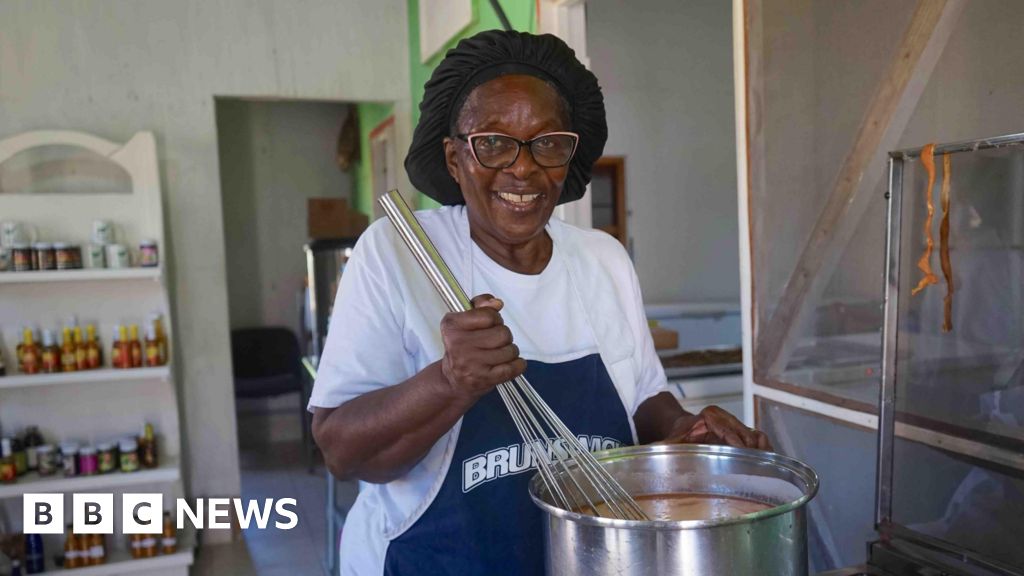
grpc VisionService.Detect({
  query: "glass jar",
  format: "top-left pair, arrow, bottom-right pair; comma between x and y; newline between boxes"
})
119,439 -> 139,473
36,444 -> 57,476
79,446 -> 98,476
60,442 -> 79,477
97,442 -> 117,474
139,239 -> 159,267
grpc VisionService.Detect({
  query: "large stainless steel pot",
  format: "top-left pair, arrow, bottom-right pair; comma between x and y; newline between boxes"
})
529,444 -> 819,575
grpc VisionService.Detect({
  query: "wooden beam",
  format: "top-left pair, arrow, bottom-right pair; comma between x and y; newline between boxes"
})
753,0 -> 966,378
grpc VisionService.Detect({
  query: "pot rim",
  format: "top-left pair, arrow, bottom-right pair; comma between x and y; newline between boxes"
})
528,443 -> 819,530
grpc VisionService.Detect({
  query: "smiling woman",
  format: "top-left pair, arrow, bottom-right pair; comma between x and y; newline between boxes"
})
308,29 -> 767,576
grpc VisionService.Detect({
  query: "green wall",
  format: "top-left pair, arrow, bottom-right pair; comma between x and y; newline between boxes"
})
407,0 -> 536,208
353,0 -> 536,216
352,101 -> 396,216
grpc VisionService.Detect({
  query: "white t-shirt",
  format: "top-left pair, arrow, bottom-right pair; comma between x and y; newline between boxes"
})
309,205 -> 667,575
469,240 -> 596,363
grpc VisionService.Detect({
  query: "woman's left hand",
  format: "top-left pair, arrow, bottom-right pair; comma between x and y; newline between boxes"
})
661,406 -> 773,451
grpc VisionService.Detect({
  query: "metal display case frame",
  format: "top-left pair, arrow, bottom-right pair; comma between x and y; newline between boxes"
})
874,132 -> 1024,576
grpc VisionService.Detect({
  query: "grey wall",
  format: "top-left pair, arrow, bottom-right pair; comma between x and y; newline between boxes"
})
0,0 -> 411,500
586,0 -> 739,304
217,99 -> 354,337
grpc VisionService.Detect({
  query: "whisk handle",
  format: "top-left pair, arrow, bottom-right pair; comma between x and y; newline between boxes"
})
378,190 -> 473,313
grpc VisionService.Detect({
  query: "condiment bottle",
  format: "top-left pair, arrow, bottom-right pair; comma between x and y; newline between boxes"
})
111,326 -> 124,369
20,328 -> 40,374
119,438 -> 139,473
35,444 -> 56,476
128,324 -> 143,368
79,446 -> 98,476
63,526 -> 82,568
60,442 -> 79,477
73,326 -> 88,371
140,531 -> 158,558
139,423 -> 158,469
60,327 -> 78,372
40,329 -> 60,373
97,442 -> 116,474
0,345 -> 6,376
145,325 -> 160,367
129,532 -> 145,559
24,533 -> 45,573
0,438 -> 17,484
23,426 -> 44,472
161,511 -> 177,554
85,324 -> 101,369
87,533 -> 105,565
115,325 -> 131,369
151,312 -> 168,365
15,327 -> 26,373
11,436 -> 27,476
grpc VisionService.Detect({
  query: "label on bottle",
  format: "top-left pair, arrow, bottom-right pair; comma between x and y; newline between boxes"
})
27,446 -> 38,469
162,537 -> 177,547
90,545 -> 103,558
66,549 -> 81,560
142,537 -> 157,549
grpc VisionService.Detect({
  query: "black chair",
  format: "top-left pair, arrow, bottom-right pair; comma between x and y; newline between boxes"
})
230,327 -> 311,468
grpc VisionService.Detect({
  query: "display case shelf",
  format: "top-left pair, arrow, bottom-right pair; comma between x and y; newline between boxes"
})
0,366 -> 170,390
0,459 -> 179,499
0,268 -> 161,284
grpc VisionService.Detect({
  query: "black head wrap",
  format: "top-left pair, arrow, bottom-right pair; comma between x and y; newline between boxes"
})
405,29 -> 607,206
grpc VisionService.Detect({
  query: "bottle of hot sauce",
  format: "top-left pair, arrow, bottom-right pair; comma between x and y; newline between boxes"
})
145,325 -> 160,367
85,324 -> 102,369
128,324 -> 143,368
40,329 -> 60,374
20,328 -> 41,375
73,326 -> 88,371
115,325 -> 131,369
111,326 -> 124,369
60,327 -> 78,373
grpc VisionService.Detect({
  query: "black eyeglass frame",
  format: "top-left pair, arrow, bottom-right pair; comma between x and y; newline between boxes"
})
455,131 -> 580,169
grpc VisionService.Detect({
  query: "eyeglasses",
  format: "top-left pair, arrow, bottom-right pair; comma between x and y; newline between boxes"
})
456,131 -> 579,169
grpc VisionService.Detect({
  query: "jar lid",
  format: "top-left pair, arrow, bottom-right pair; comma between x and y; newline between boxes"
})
97,442 -> 113,451
140,239 -> 157,247
59,442 -> 79,452
36,444 -> 54,453
120,439 -> 138,451
79,446 -> 97,455
52,242 -> 69,249
33,242 -> 52,249
11,242 -> 29,249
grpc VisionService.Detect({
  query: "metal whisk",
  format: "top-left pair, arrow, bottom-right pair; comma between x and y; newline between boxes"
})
379,190 -> 648,521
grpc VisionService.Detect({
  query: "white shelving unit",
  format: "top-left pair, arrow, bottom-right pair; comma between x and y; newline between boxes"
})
0,460 -> 179,499
0,131 -> 192,576
0,268 -> 162,284
37,528 -> 195,576
0,367 -> 170,390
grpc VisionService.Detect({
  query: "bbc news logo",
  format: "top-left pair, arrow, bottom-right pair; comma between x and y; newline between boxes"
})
24,494 -> 299,534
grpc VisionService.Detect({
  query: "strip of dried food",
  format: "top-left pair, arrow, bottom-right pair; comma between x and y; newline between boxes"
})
912,143 -> 939,296
940,152 -> 954,332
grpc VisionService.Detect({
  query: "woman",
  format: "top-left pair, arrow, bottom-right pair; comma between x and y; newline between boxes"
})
310,30 -> 770,575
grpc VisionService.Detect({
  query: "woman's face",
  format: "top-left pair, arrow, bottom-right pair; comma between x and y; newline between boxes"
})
444,75 -> 571,247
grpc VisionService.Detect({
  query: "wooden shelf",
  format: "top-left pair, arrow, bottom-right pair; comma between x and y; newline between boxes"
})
0,268 -> 161,284
0,366 -> 170,390
0,459 -> 179,499
38,527 -> 195,575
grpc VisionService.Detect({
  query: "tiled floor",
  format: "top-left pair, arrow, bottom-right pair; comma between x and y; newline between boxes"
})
237,438 -> 332,576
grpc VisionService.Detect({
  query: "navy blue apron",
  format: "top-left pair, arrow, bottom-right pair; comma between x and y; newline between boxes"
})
383,353 -> 634,575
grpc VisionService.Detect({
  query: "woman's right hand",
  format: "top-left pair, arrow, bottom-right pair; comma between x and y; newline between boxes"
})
439,293 -> 526,400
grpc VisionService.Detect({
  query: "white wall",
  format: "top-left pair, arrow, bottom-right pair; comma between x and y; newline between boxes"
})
217,99 -> 354,336
586,0 -> 738,304
0,0 -> 412,501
